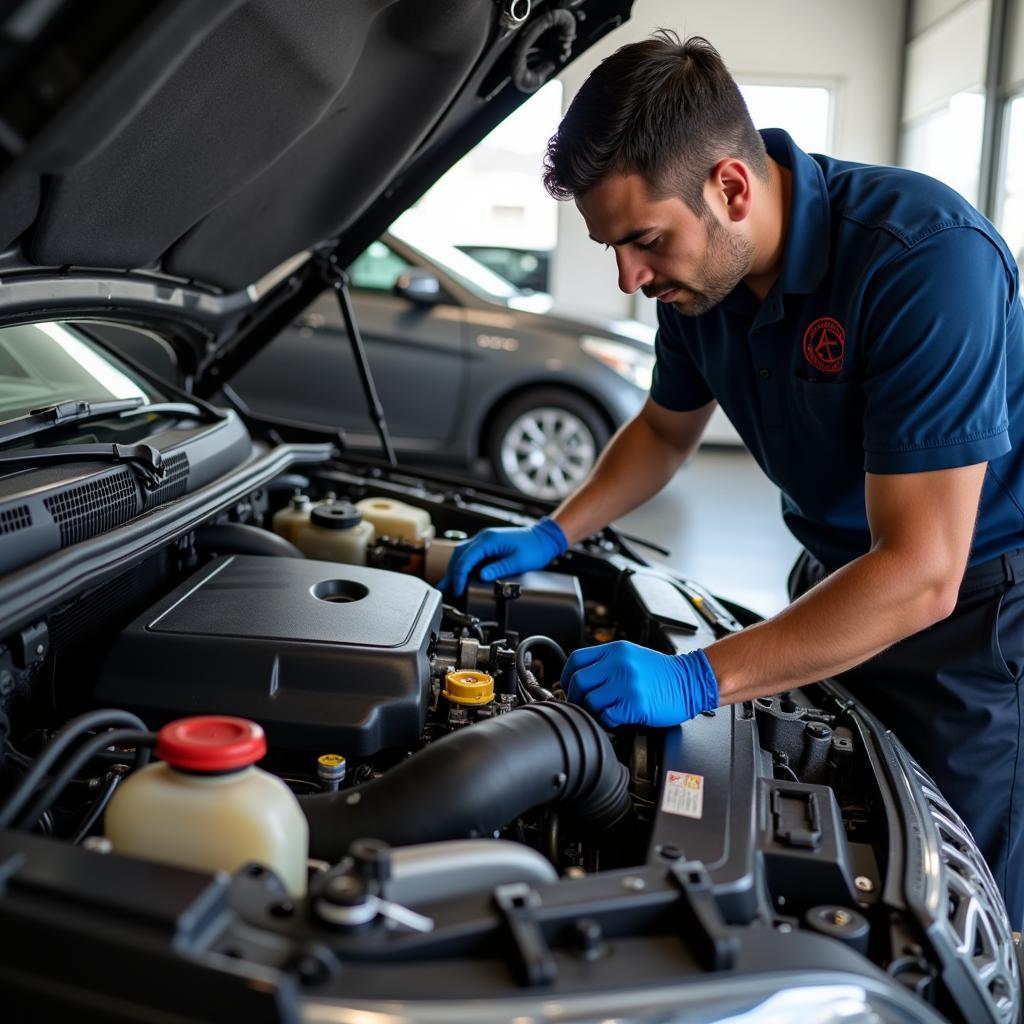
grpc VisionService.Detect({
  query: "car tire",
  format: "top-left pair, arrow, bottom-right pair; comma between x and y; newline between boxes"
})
487,388 -> 610,501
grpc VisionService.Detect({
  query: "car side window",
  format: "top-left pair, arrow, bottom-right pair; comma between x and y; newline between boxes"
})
349,240 -> 412,292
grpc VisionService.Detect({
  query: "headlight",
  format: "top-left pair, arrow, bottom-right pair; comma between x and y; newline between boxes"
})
580,336 -> 655,391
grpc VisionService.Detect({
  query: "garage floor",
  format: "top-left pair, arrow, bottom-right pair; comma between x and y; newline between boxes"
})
614,446 -> 802,619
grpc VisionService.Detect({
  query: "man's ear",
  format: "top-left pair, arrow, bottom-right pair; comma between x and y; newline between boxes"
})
708,158 -> 752,223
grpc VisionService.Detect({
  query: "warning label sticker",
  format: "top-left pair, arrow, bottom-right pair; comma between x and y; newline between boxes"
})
661,771 -> 704,819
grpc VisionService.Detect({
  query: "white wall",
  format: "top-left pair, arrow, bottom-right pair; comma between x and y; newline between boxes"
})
911,0 -> 973,35
1009,0 -> 1024,92
550,0 -> 906,321
903,0 -> 989,121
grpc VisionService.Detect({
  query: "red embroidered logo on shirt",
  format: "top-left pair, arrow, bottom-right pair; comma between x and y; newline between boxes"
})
802,317 -> 845,374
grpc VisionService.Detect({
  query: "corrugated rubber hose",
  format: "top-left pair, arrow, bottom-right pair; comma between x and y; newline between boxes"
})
300,701 -> 631,861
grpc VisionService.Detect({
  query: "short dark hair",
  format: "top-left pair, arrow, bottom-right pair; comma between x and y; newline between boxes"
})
543,32 -> 769,215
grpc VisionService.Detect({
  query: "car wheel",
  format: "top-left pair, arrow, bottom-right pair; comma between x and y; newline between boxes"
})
487,388 -> 610,500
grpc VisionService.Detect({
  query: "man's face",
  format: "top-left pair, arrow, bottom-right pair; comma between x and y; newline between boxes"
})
576,171 -> 754,316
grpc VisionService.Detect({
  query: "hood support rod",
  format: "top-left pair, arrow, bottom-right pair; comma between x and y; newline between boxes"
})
327,261 -> 397,466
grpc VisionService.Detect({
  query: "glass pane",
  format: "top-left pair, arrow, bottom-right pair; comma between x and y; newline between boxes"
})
349,240 -> 411,291
0,322 -> 159,421
998,95 -> 1024,276
739,84 -> 833,154
901,90 -> 986,207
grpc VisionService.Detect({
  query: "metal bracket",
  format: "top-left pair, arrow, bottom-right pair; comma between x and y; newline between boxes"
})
670,862 -> 738,971
494,882 -> 557,987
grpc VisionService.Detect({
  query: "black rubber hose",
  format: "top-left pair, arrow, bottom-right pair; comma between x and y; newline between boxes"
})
194,522 -> 302,558
516,635 -> 565,700
14,728 -> 156,832
0,709 -> 148,829
300,701 -> 631,862
70,768 -> 125,845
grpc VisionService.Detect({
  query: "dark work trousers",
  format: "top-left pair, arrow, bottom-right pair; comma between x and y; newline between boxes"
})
788,548 -> 1024,930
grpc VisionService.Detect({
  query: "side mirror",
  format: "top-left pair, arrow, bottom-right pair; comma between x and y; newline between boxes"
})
394,269 -> 443,306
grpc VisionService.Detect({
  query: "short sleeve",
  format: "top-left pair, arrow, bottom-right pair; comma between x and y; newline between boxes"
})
860,227 -> 1015,473
649,303 -> 714,411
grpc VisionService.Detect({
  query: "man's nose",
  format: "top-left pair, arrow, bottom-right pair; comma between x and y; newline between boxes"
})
615,250 -> 654,294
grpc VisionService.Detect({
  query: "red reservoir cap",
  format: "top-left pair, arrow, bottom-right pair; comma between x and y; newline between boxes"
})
156,716 -> 267,771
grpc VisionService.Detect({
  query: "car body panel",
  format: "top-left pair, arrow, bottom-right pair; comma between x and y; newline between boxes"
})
231,231 -> 650,469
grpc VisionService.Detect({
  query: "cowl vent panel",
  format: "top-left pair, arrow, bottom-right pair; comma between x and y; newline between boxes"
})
143,451 -> 189,510
0,505 -> 31,534
44,470 -> 139,547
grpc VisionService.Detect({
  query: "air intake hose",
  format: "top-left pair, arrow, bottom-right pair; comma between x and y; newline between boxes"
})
300,701 -> 631,861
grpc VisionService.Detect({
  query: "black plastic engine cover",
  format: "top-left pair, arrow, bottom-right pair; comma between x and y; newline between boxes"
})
95,555 -> 442,757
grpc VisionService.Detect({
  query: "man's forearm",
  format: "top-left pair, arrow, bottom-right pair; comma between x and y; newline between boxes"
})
551,414 -> 690,543
705,546 -> 959,704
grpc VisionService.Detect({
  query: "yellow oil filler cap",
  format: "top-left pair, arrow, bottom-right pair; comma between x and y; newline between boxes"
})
444,670 -> 495,706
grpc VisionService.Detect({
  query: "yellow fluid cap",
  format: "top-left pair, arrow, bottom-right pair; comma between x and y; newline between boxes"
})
318,754 -> 346,768
444,670 -> 495,706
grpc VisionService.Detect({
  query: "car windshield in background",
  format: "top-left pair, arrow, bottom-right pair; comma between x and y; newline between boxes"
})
389,213 -> 524,303
0,322 -> 164,425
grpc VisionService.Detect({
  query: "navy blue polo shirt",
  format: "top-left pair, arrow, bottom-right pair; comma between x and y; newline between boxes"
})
651,128 -> 1024,573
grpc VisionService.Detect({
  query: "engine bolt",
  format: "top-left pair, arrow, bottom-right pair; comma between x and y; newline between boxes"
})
572,918 -> 604,960
855,875 -> 875,893
323,875 -> 366,907
82,836 -> 112,854
622,876 -> 645,891
829,909 -> 852,926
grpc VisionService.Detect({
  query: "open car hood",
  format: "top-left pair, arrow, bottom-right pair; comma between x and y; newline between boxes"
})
0,0 -> 631,387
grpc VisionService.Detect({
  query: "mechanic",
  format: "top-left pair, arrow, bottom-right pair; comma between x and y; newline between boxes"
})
439,32 -> 1024,924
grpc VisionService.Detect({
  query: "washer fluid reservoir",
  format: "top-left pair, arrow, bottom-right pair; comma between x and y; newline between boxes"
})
356,497 -> 434,545
293,502 -> 375,564
272,490 -> 312,544
104,716 -> 309,896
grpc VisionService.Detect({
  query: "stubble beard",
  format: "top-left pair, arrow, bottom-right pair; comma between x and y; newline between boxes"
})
670,217 -> 755,317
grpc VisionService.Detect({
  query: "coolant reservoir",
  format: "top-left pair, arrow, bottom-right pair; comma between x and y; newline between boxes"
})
272,490 -> 312,544
104,716 -> 309,896
356,496 -> 434,545
293,502 -> 375,564
424,529 -> 468,584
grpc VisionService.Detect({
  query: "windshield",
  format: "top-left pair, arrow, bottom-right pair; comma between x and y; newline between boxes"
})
0,322 -> 164,423
389,211 -> 523,303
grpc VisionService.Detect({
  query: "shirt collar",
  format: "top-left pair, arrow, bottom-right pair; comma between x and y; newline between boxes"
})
762,127 -> 832,296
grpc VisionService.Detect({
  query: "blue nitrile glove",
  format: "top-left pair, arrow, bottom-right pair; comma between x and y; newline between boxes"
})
439,517 -> 568,596
562,641 -> 719,728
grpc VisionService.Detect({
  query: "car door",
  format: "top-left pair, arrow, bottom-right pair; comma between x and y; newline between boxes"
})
232,239 -> 467,453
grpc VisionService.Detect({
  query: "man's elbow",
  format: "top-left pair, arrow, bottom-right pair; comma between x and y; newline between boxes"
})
915,565 -> 963,628
923,582 -> 960,627
879,546 -> 963,632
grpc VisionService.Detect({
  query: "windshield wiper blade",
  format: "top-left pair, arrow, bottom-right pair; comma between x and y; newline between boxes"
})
0,399 -> 213,449
0,398 -> 146,447
0,442 -> 166,489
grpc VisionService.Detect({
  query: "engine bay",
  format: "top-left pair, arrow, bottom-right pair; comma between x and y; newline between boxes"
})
0,463 -> 1019,1024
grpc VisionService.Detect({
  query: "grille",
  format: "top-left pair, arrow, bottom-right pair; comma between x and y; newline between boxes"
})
143,451 -> 190,510
902,748 -> 1020,1024
44,469 -> 138,547
0,504 -> 31,534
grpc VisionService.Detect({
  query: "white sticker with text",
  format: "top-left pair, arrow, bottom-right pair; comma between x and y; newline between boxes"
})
661,770 -> 704,819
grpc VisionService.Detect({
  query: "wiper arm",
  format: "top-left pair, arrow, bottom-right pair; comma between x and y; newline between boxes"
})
0,398 -> 145,446
0,442 -> 165,489
0,398 -> 214,448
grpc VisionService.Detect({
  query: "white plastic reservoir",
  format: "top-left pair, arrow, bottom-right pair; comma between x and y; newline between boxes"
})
105,716 -> 309,896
